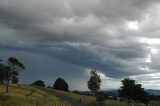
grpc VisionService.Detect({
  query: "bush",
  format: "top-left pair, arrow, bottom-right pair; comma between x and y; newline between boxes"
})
31,80 -> 45,87
47,86 -> 53,89
73,90 -> 82,94
96,93 -> 105,102
53,78 -> 69,91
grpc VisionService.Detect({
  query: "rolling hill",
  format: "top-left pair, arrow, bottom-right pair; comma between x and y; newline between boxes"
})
0,84 -> 70,106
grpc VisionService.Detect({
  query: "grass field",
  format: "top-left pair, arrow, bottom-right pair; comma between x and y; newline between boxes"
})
53,89 -> 160,106
53,89 -> 128,106
1,84 -> 159,106
0,84 -> 71,106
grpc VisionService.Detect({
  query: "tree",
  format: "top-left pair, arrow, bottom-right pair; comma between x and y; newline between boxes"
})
32,80 -> 45,87
5,57 -> 25,93
96,92 -> 105,102
53,78 -> 69,91
132,84 -> 149,106
0,63 -> 5,84
11,72 -> 19,84
118,78 -> 135,104
0,65 -> 19,84
88,70 -> 102,96
119,78 -> 149,105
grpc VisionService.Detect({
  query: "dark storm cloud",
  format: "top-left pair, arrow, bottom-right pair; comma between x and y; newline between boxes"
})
0,41 -> 152,78
0,0 -> 158,42
1,0 -> 160,89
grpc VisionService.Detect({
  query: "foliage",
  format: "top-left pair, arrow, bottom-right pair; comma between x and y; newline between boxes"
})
47,85 -> 53,89
11,71 -> 19,84
11,76 -> 19,84
133,84 -> 149,105
53,78 -> 69,91
73,90 -> 83,95
95,92 -> 105,102
0,64 -> 5,84
0,57 -> 25,93
119,78 -> 149,105
88,70 -> 101,96
118,78 -> 135,102
32,80 -> 45,87
149,94 -> 160,100
8,57 -> 25,70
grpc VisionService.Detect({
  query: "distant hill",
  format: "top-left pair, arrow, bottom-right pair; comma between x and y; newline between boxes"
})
81,89 -> 160,96
146,89 -> 160,96
81,89 -> 119,96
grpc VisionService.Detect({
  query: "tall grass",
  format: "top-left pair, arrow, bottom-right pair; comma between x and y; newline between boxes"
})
0,99 -> 71,106
53,89 -> 160,106
0,84 -> 71,106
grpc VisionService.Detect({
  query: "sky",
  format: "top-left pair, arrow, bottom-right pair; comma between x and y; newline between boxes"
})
0,0 -> 160,90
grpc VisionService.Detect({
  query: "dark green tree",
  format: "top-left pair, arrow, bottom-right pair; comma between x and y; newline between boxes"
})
0,62 -> 5,84
118,78 -> 135,104
119,78 -> 149,105
88,70 -> 102,96
53,78 -> 69,91
132,84 -> 149,106
11,71 -> 19,84
0,66 -> 19,84
5,57 -> 25,93
32,80 -> 45,87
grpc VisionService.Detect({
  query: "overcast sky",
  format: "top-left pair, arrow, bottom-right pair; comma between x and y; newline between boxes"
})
0,0 -> 160,90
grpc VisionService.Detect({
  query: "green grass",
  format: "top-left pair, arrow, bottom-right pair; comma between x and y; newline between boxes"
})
53,89 -> 160,106
0,84 -> 71,106
54,90 -> 129,106
53,90 -> 106,105
2,85 -> 159,106
149,101 -> 160,106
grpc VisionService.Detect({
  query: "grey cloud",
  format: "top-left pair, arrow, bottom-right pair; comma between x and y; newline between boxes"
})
69,0 -> 159,22
0,40 -> 152,78
0,0 -> 159,43
0,0 -> 160,89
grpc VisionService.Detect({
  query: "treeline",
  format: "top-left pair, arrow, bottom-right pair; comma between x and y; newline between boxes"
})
149,94 -> 160,100
87,70 -> 159,106
31,78 -> 69,92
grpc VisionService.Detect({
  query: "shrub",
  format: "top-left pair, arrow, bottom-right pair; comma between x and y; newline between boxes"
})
96,93 -> 105,102
31,80 -> 45,87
